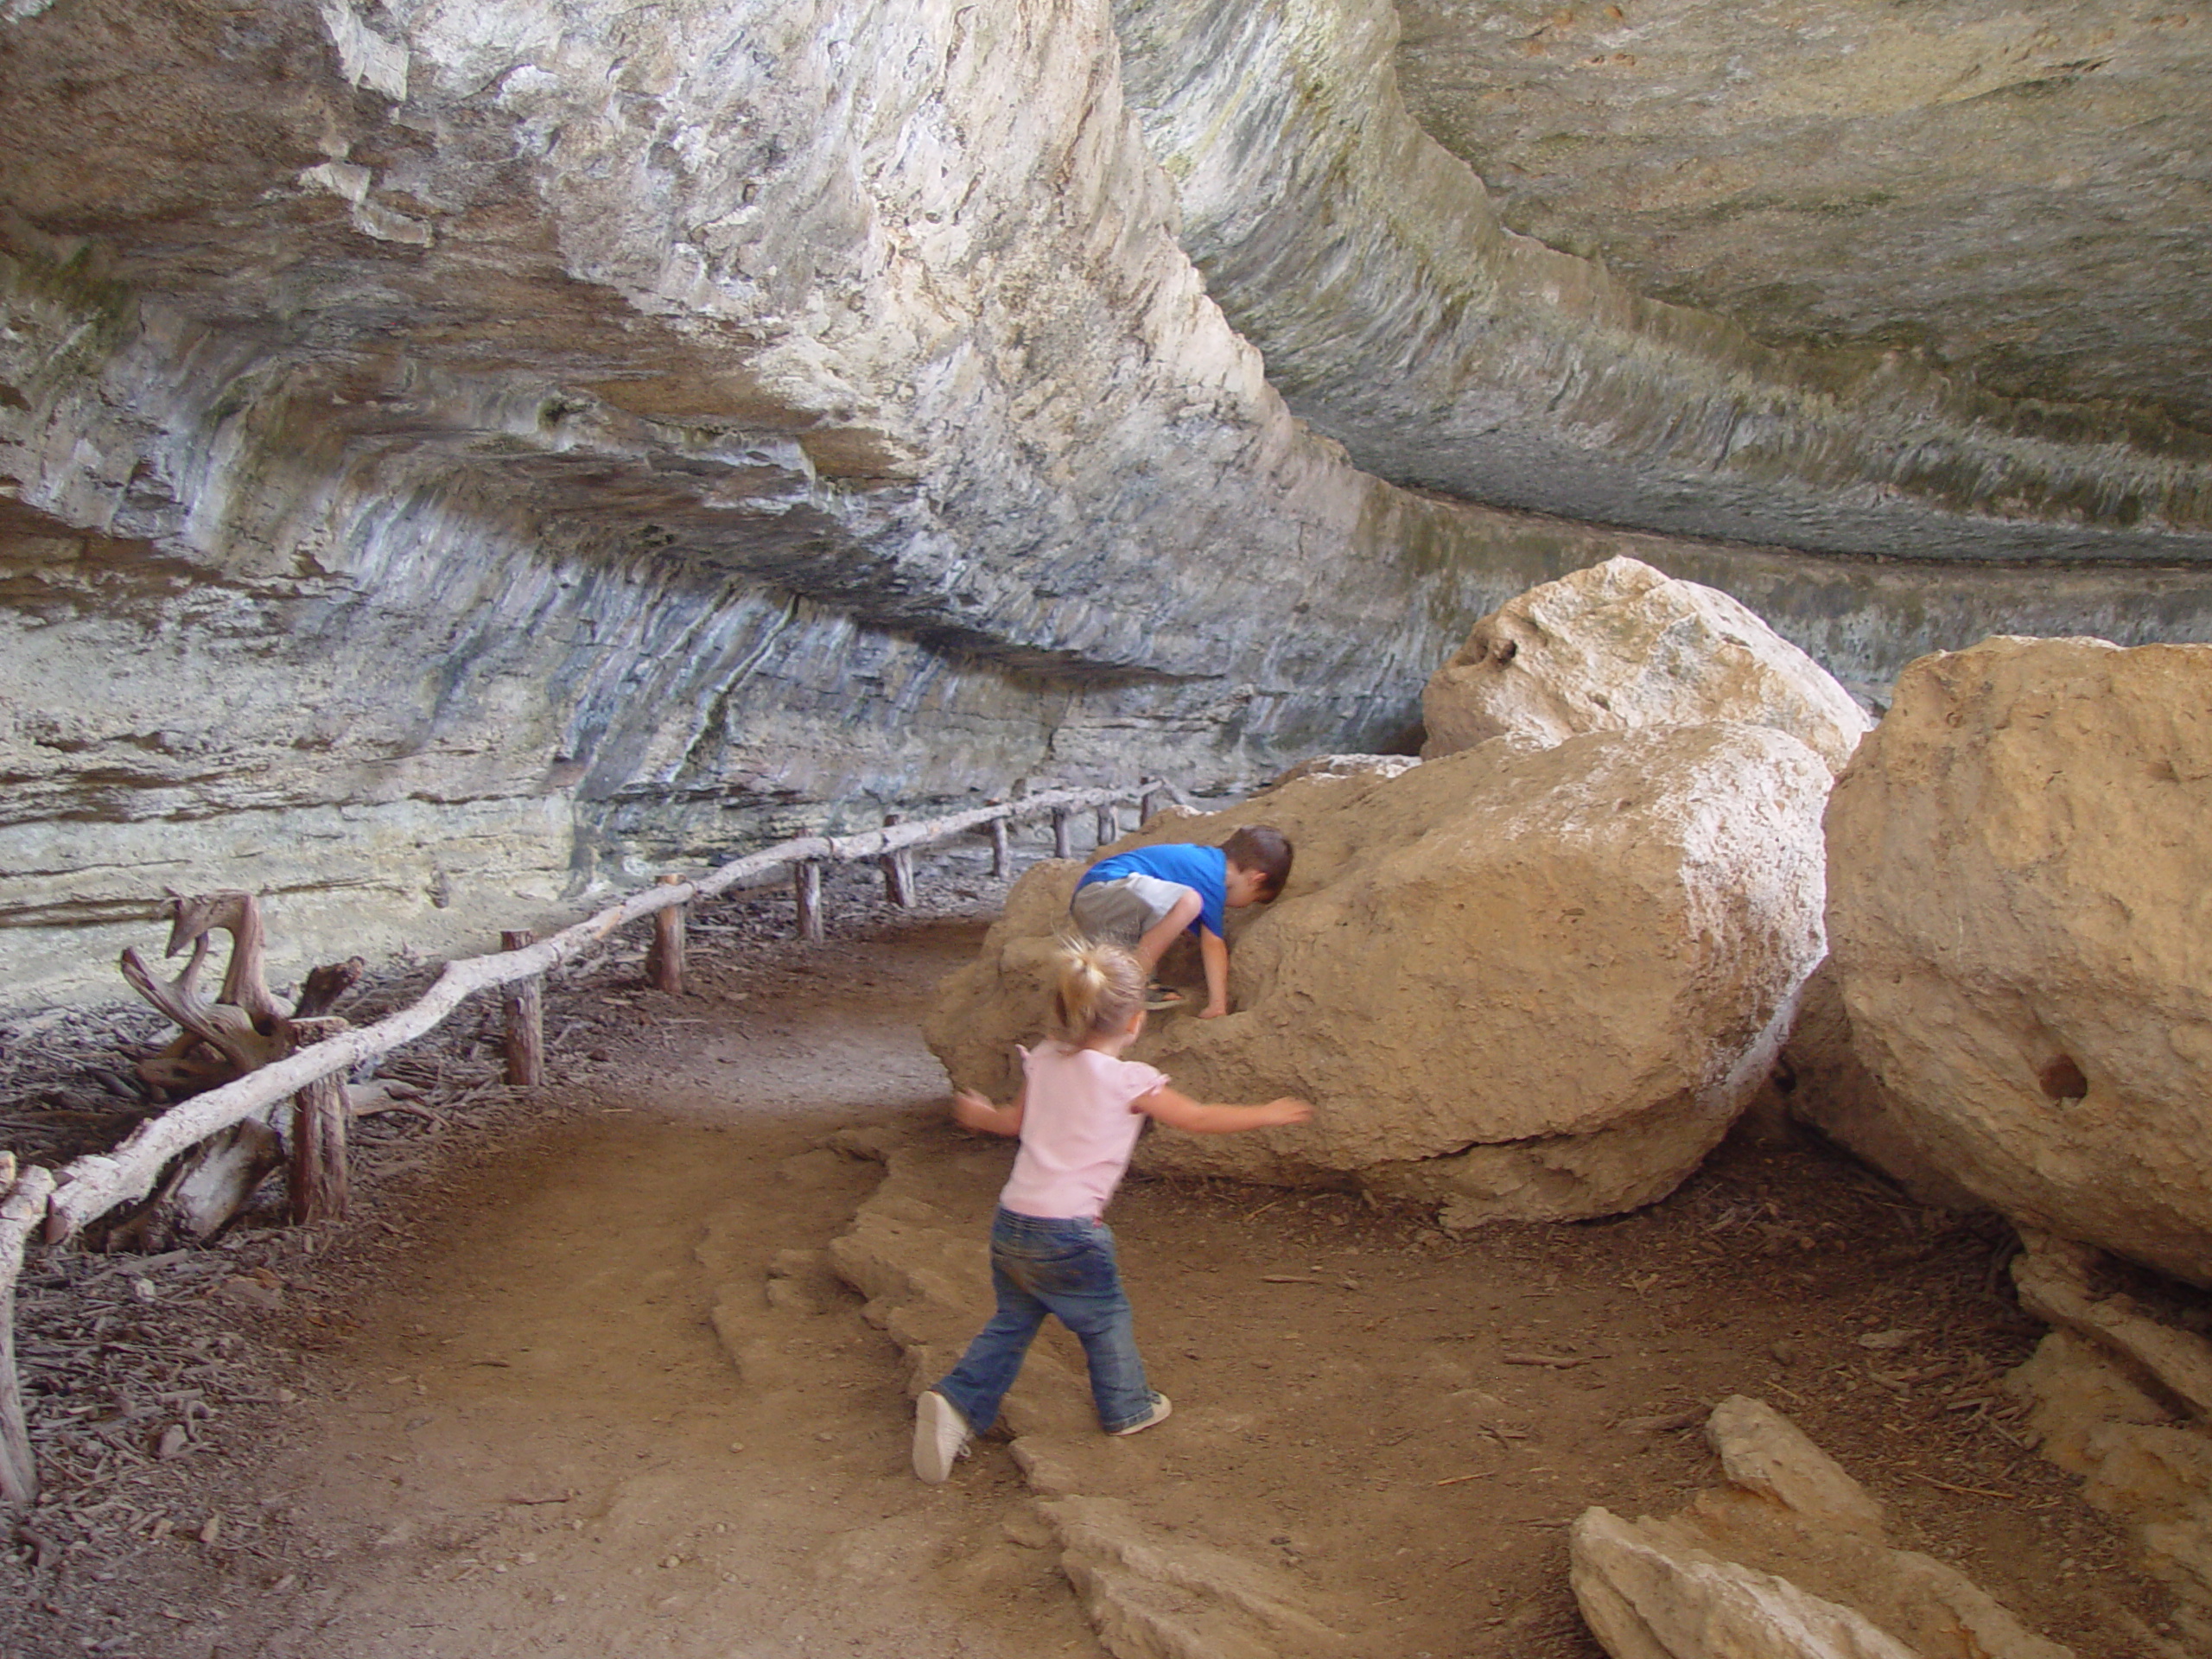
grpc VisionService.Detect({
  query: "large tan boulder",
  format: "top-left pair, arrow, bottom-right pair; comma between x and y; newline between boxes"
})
1422,556 -> 1871,772
1753,960 -> 1985,1211
926,723 -> 1832,1225
1825,636 -> 2212,1286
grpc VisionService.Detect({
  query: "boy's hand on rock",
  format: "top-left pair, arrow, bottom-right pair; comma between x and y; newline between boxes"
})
1262,1097 -> 1313,1127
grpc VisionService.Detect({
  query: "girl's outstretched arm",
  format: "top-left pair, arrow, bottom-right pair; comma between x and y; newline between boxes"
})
952,1084 -> 1024,1136
1136,1084 -> 1311,1135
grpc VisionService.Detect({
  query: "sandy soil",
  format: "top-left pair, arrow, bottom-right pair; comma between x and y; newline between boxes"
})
0,858 -> 2183,1658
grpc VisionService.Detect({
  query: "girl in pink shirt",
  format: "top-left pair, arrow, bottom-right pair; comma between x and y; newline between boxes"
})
913,940 -> 1312,1483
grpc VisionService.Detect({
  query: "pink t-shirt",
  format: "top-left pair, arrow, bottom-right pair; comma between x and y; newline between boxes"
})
999,1042 -> 1168,1220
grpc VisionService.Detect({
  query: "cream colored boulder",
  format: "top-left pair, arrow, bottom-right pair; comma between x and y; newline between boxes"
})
926,722 -> 1831,1225
1423,557 -> 1871,772
1825,636 -> 2212,1286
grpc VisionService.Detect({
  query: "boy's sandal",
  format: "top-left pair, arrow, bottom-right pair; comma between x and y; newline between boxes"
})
1144,983 -> 1187,1011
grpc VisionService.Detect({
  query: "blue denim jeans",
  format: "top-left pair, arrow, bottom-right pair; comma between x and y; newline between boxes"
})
935,1209 -> 1154,1434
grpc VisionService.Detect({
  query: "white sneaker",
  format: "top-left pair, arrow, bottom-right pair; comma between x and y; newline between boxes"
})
913,1390 -> 971,1483
1109,1392 -> 1173,1436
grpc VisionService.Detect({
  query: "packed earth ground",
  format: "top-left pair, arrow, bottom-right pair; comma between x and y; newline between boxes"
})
0,839 -> 2183,1658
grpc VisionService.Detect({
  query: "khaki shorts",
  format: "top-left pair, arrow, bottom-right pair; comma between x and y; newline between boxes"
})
1069,874 -> 1193,948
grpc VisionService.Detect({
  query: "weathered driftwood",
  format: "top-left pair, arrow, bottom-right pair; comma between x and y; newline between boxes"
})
647,874 -> 687,995
103,1116 -> 283,1253
47,783 -> 1157,1242
989,818 -> 1011,878
1095,804 -> 1119,846
296,956 -> 365,1018
1,1156 -> 52,1509
1052,807 -> 1076,859
123,896 -> 363,1096
120,932 -> 276,1090
500,930 -> 544,1087
286,1017 -> 350,1225
168,890 -> 288,1026
113,899 -> 372,1246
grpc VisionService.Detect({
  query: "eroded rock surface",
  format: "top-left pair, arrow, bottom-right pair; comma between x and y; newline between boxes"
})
1571,1396 -> 2073,1659
1421,556 -> 1871,771
1754,961 -> 1983,1213
1825,636 -> 2212,1285
2005,1233 -> 2212,1656
927,723 -> 1830,1224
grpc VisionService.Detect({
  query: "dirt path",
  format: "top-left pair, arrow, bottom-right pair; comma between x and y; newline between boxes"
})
0,880 -> 2182,1658
228,918 -> 1093,1659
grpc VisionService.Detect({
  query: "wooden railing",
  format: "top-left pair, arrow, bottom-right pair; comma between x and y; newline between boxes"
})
0,779 -> 1175,1505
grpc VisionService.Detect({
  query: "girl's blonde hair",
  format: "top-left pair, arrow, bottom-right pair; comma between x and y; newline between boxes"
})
1049,938 -> 1147,1042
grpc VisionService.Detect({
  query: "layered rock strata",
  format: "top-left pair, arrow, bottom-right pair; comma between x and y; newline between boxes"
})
926,724 -> 1830,1225
1825,636 -> 2212,1286
1116,0 -> 2212,560
1422,556 -> 1871,771
13,0 -> 2212,1011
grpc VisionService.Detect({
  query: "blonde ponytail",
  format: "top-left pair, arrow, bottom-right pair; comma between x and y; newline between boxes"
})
1049,938 -> 1147,1042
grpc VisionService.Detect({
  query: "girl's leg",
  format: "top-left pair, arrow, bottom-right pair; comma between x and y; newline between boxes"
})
1024,1222 -> 1154,1432
933,1238 -> 1051,1436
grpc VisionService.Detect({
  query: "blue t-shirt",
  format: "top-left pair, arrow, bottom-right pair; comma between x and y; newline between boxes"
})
1077,842 -> 1228,938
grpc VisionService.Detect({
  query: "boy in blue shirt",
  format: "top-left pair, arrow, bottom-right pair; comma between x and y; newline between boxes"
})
1070,825 -> 1293,1018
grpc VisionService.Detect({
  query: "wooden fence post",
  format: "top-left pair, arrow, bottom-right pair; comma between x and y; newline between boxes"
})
1095,804 -> 1117,847
880,815 -> 917,907
286,1018 -> 351,1225
647,873 -> 687,995
793,859 -> 825,942
1141,786 -> 1164,823
501,928 -> 543,1087
1,1157 -> 55,1509
988,816 -> 1011,878
1052,807 -> 1074,859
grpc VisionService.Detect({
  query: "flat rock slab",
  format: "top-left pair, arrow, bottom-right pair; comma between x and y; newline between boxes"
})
1572,1396 -> 2073,1659
2005,1236 -> 2212,1651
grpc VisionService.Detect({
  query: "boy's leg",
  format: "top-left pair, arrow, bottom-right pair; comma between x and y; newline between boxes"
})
1130,888 -> 1201,977
1071,876 -> 1198,977
1022,1220 -> 1157,1433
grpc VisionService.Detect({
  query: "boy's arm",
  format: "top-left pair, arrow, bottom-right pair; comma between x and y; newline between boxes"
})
1198,927 -> 1230,1019
952,1081 -> 1026,1136
1135,1084 -> 1311,1135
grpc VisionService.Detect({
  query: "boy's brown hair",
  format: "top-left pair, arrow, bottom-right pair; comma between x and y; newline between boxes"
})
1224,824 -> 1294,899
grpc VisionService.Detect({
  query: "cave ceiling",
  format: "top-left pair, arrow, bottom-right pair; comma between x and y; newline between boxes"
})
1394,0 -> 2212,429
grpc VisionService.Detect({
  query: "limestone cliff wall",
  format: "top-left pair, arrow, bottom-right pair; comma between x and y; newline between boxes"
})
8,0 -> 2212,1011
